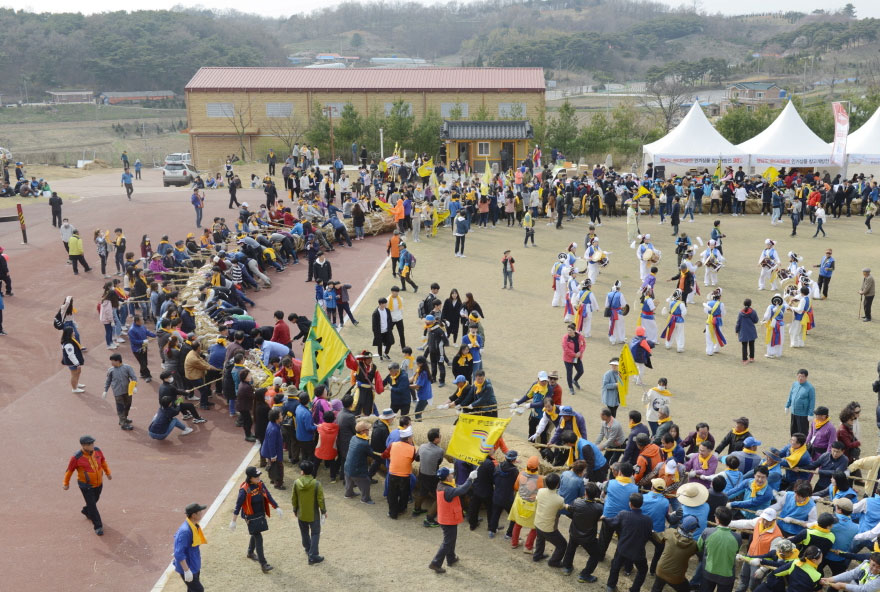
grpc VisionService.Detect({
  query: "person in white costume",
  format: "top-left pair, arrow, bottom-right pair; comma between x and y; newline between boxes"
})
757,239 -> 780,291
606,280 -> 627,345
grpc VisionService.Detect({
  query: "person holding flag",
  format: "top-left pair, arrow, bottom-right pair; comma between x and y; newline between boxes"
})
703,287 -> 727,356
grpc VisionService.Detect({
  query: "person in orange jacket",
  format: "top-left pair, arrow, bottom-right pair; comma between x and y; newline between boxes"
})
63,435 -> 112,536
387,230 -> 402,278
429,463 -> 476,574
633,432 -> 663,483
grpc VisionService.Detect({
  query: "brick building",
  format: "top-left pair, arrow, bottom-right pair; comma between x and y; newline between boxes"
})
184,67 -> 545,170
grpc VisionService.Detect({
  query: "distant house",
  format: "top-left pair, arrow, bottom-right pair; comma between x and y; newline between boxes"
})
440,119 -> 534,173
98,91 -> 175,105
721,82 -> 786,113
47,90 -> 93,104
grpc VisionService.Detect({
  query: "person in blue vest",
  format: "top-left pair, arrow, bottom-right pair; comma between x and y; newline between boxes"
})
173,502 -> 208,592
789,512 -> 837,559
726,436 -> 763,475
719,455 -> 745,496
824,497 -> 859,576
814,248 -> 835,299
598,462 -> 638,561
768,481 -> 817,537
561,430 -> 607,482
851,490 -> 880,549
642,478 -> 671,575
728,465 -> 776,515
813,471 -> 858,505
779,432 -> 813,489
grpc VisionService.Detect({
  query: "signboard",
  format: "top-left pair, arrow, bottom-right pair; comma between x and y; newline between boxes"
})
830,102 -> 850,167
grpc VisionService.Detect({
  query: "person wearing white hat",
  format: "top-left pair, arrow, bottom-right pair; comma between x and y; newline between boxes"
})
702,288 -> 727,356
512,371 -> 551,442
661,288 -> 687,353
700,239 -> 725,288
383,425 -> 418,520
674,482 -> 710,539
585,237 -> 603,285
761,294 -> 787,359
758,239 -> 780,291
551,253 -> 570,308
636,234 -> 656,281
606,280 -> 628,345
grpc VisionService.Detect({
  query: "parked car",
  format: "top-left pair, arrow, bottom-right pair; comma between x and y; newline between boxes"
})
164,152 -> 192,165
162,163 -> 198,187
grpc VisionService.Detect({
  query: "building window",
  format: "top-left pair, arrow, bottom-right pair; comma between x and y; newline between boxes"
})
266,102 -> 293,118
440,102 -> 468,118
498,102 -> 527,118
746,105 -> 754,112
385,102 -> 412,116
206,102 -> 234,118
477,142 -> 490,156
321,102 -> 345,117
756,92 -> 764,99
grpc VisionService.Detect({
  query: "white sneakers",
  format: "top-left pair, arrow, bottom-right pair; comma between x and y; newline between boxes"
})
72,388 -> 85,393
181,427 -> 194,436
107,343 -> 118,350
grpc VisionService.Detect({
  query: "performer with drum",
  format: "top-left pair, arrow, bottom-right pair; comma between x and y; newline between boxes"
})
551,253 -> 568,308
788,286 -> 812,348
585,237 -> 607,285
636,234 -> 659,282
574,279 -> 599,338
700,240 -> 724,288
757,239 -> 780,291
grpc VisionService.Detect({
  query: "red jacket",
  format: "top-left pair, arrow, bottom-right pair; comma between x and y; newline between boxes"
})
271,320 -> 291,345
562,332 -> 586,363
837,423 -> 860,460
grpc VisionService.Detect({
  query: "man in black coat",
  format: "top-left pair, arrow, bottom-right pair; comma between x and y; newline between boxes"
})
467,455 -> 495,532
562,481 -> 604,582
371,298 -> 394,360
313,252 -> 332,287
603,492 -> 654,592
49,192 -> 63,227
336,394 -> 358,473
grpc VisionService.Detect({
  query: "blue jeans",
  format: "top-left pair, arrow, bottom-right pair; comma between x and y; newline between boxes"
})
684,205 -> 694,220
194,206 -> 203,228
149,418 -> 186,440
104,323 -> 114,346
696,197 -> 703,213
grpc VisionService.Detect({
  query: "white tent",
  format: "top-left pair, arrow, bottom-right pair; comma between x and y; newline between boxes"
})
737,101 -> 832,168
845,106 -> 880,165
642,103 -> 747,170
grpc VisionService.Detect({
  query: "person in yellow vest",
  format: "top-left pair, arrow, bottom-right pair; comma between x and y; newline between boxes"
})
428,463 -> 476,574
753,544 -> 823,592
820,552 -> 880,591
67,228 -> 92,275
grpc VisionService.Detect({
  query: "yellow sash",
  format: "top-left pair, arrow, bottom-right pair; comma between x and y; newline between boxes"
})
187,518 -> 207,547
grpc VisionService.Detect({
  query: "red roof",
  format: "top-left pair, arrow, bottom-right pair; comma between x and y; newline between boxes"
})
185,67 -> 545,93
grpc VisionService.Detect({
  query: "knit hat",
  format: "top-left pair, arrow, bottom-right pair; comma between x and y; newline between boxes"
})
526,456 -> 540,470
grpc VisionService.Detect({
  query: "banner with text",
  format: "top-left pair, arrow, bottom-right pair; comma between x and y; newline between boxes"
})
446,414 -> 511,465
831,102 -> 850,167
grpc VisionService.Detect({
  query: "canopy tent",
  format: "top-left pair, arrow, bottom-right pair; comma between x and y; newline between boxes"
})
844,106 -> 880,165
642,103 -> 746,169
737,101 -> 832,168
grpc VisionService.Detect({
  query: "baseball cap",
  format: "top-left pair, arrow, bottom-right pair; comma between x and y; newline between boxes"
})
505,450 -> 519,462
79,435 -> 96,445
651,478 -> 667,492
245,466 -> 262,478
832,498 -> 853,513
680,515 -> 699,533
537,371 -> 549,381
185,502 -> 207,516
425,314 -> 435,322
453,375 -> 467,384
743,436 -> 762,448
399,427 -> 413,438
759,508 -> 777,521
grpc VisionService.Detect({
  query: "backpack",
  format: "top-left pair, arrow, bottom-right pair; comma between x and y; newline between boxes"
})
406,252 -> 416,269
53,311 -> 63,330
417,299 -> 426,319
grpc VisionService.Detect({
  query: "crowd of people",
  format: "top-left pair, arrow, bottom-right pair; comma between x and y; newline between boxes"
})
44,148 -> 880,592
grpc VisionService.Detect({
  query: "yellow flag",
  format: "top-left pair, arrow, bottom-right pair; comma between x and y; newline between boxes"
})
378,160 -> 388,173
482,157 -> 492,186
429,171 -> 440,195
374,199 -> 393,214
762,166 -> 779,184
713,158 -> 723,180
432,209 -> 451,236
636,185 -> 651,198
617,343 -> 639,406
446,414 -> 511,465
417,158 -> 434,177
298,303 -> 351,395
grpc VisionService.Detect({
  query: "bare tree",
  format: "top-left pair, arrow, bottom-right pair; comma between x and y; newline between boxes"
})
265,112 -> 304,156
640,80 -> 694,133
226,96 -> 255,161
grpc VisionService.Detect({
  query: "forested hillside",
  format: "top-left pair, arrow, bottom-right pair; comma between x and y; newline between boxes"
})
0,2 -> 878,99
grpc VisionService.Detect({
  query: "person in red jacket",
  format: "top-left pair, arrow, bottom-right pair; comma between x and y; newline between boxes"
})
562,323 -> 586,397
270,310 -> 291,349
62,435 -> 112,536
315,410 -> 340,482
429,464 -> 476,574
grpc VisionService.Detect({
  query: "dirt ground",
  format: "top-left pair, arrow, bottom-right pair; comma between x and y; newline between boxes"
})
163,206 -> 880,591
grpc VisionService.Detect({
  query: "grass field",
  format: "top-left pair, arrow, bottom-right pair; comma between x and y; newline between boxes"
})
0,103 -> 185,124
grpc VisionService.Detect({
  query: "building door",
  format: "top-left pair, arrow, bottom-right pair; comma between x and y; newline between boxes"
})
458,142 -> 470,172
501,142 -> 514,172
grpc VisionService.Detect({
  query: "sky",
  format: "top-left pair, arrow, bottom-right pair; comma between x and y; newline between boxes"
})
7,0 -> 880,19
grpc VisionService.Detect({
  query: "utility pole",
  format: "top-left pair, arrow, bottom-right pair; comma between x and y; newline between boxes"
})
380,127 -> 384,159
